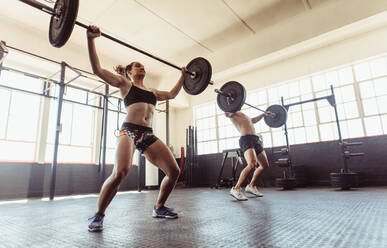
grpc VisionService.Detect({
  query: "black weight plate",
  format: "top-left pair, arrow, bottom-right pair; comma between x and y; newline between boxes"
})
217,81 -> 246,113
275,178 -> 296,190
183,57 -> 212,95
49,0 -> 79,48
264,104 -> 288,128
330,172 -> 358,190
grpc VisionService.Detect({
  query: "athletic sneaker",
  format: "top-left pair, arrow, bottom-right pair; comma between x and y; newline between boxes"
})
88,212 -> 105,232
245,185 -> 264,197
230,187 -> 248,201
152,206 -> 178,219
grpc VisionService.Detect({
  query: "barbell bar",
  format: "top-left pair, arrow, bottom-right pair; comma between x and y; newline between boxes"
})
17,0 -> 214,95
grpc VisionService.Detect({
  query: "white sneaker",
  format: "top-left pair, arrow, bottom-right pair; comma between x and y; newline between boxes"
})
230,187 -> 248,201
245,185 -> 264,197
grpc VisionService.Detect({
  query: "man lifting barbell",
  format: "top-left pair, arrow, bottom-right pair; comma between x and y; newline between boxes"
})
226,111 -> 270,200
215,81 -> 288,200
87,25 -> 187,232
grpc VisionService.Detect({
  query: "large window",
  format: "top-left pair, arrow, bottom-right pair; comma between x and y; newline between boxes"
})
45,99 -> 96,163
194,53 -> 387,154
0,61 -> 107,163
0,48 -> 136,164
357,58 -> 387,136
0,89 -> 42,161
0,70 -> 43,161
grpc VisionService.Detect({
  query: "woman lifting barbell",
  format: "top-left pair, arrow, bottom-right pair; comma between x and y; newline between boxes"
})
87,25 -> 187,232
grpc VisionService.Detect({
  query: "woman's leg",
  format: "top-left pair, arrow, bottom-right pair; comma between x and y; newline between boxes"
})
143,139 -> 180,208
97,135 -> 135,214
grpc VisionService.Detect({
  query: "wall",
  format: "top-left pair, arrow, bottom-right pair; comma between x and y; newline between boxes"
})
0,163 -> 143,200
172,107 -> 194,157
1,135 -> 385,200
189,135 -> 387,187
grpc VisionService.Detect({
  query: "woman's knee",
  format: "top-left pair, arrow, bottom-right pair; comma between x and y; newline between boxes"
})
173,167 -> 181,179
112,167 -> 130,183
168,167 -> 180,180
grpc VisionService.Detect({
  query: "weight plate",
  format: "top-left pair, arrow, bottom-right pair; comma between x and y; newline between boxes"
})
183,57 -> 212,95
264,104 -> 288,128
216,81 -> 246,113
49,0 -> 79,48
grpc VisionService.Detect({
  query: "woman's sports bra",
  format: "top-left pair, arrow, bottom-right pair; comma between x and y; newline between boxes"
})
124,85 -> 157,107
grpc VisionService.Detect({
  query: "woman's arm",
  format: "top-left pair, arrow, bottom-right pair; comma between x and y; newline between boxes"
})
154,67 -> 187,101
87,26 -> 127,88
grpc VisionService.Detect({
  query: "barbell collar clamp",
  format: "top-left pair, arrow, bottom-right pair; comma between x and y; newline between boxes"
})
215,89 -> 234,101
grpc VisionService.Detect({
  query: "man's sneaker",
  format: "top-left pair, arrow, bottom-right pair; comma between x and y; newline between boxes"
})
152,206 -> 178,219
245,185 -> 264,197
230,187 -> 248,201
88,212 -> 104,232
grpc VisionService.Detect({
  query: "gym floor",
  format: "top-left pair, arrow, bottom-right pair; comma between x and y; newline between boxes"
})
1,187 -> 386,248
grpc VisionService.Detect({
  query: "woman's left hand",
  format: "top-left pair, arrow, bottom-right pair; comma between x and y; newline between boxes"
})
181,67 -> 188,75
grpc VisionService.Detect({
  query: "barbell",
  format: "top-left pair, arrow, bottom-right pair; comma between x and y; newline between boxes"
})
215,81 -> 288,128
18,0 -> 213,95
17,0 -> 287,129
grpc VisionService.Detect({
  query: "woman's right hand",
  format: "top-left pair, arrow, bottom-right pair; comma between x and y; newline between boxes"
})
87,25 -> 101,39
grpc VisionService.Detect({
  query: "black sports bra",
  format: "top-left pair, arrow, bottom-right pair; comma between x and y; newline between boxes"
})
124,85 -> 157,107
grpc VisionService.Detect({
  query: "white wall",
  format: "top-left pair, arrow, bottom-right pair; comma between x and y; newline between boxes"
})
192,20 -> 387,106
207,0 -> 387,73
171,107 -> 193,157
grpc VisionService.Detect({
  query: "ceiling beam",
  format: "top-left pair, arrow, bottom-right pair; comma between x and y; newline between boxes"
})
302,0 -> 312,10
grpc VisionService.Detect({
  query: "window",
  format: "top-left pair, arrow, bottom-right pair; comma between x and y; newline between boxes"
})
105,108 -> 126,164
193,53 -> 387,154
0,88 -> 41,161
64,86 -> 88,103
363,116 -> 382,136
0,89 -> 11,139
217,111 -> 239,151
0,51 -> 127,164
357,57 -> 387,136
45,100 -> 96,163
0,70 -> 43,94
195,103 -> 218,154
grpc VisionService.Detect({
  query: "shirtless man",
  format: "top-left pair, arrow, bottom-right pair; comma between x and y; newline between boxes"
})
225,111 -> 271,201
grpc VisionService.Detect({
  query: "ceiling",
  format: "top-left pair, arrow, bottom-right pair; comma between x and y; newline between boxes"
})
1,0 -> 387,103
0,0 -> 335,72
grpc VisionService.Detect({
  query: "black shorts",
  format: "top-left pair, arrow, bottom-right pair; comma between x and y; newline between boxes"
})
119,122 -> 158,153
239,134 -> 263,155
